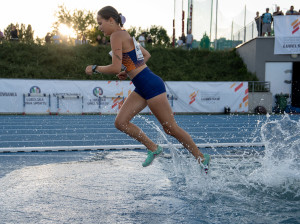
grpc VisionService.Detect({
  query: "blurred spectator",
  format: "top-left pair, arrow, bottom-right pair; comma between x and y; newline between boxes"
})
147,35 -> 152,46
101,36 -> 107,45
0,29 -> 5,43
45,33 -> 51,44
10,26 -> 19,41
138,33 -> 146,47
181,33 -> 186,45
273,6 -> 284,16
75,35 -> 82,45
286,6 -> 297,15
52,32 -> 60,44
261,8 -> 273,37
61,35 -> 68,44
255,11 -> 262,36
82,34 -> 87,44
186,30 -> 193,50
96,35 -> 102,45
177,36 -> 183,48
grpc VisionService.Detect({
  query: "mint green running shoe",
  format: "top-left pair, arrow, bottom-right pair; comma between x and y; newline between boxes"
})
142,145 -> 163,167
201,153 -> 211,174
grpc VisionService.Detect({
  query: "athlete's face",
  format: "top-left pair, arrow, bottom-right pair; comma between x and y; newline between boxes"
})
97,15 -> 112,36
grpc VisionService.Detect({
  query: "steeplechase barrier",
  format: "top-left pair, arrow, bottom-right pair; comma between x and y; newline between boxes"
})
0,142 -> 265,153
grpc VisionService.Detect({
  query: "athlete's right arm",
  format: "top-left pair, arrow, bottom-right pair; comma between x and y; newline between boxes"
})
85,32 -> 123,75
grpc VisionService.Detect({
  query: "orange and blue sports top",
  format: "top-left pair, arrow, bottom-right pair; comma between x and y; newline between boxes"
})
122,48 -> 145,72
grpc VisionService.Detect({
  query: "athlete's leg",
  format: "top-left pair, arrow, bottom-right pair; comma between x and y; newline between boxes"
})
115,91 -> 157,152
147,93 -> 204,160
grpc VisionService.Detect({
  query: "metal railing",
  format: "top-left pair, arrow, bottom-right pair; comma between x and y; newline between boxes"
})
248,81 -> 270,92
232,21 -> 274,44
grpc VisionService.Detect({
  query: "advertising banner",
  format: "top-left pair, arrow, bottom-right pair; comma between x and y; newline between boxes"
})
274,15 -> 300,54
0,79 -> 248,114
166,81 -> 248,113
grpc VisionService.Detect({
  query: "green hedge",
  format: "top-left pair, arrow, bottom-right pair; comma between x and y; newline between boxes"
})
0,42 -> 257,81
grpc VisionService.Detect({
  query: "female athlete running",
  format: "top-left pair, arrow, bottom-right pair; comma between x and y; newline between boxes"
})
85,6 -> 210,171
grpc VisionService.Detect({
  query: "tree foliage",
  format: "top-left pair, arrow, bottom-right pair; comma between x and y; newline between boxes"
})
53,5 -> 97,36
135,25 -> 171,47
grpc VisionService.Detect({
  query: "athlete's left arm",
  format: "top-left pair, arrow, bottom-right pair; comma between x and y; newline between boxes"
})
140,45 -> 151,63
85,32 -> 122,75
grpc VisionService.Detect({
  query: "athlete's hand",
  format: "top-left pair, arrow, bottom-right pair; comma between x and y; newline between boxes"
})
117,71 -> 128,80
85,65 -> 93,75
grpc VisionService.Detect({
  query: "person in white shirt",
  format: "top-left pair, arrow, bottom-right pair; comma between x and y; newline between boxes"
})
177,36 -> 183,48
186,30 -> 193,50
138,33 -> 146,47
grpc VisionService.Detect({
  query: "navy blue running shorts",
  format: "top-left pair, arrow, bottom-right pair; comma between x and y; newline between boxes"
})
132,67 -> 166,100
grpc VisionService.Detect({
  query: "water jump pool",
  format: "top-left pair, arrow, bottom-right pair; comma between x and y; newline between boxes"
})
0,114 -> 300,223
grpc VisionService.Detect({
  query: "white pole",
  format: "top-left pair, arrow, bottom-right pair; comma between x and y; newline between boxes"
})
244,4 -> 246,42
209,0 -> 213,41
214,0 -> 218,49
231,20 -> 233,45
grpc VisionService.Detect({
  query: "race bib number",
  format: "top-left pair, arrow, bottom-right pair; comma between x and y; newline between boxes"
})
133,37 -> 144,61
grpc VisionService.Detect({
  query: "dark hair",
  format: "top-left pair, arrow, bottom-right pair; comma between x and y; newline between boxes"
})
98,6 -> 123,27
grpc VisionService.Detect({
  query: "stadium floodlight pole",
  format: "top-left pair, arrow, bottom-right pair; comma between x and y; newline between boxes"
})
187,0 -> 189,34
182,9 -> 185,36
173,0 -> 176,47
182,0 -> 185,36
209,0 -> 213,42
187,0 -> 193,33
214,0 -> 218,50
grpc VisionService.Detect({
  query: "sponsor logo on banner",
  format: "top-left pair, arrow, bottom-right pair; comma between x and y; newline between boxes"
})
52,93 -> 81,97
292,18 -> 300,34
30,86 -> 41,93
189,91 -> 198,104
26,86 -> 47,106
93,87 -> 103,97
0,92 -> 17,97
200,92 -> 220,104
88,87 -> 109,107
230,82 -> 248,111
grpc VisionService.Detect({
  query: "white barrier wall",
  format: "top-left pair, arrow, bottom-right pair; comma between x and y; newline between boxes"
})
0,79 -> 248,114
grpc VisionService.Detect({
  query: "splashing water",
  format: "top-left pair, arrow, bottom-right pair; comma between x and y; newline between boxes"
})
135,114 -> 300,222
136,114 -> 226,192
249,114 -> 300,199
135,114 -> 197,179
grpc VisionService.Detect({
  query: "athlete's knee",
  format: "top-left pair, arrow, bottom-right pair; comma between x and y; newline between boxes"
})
163,126 -> 171,135
162,124 -> 178,137
114,118 -> 128,131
